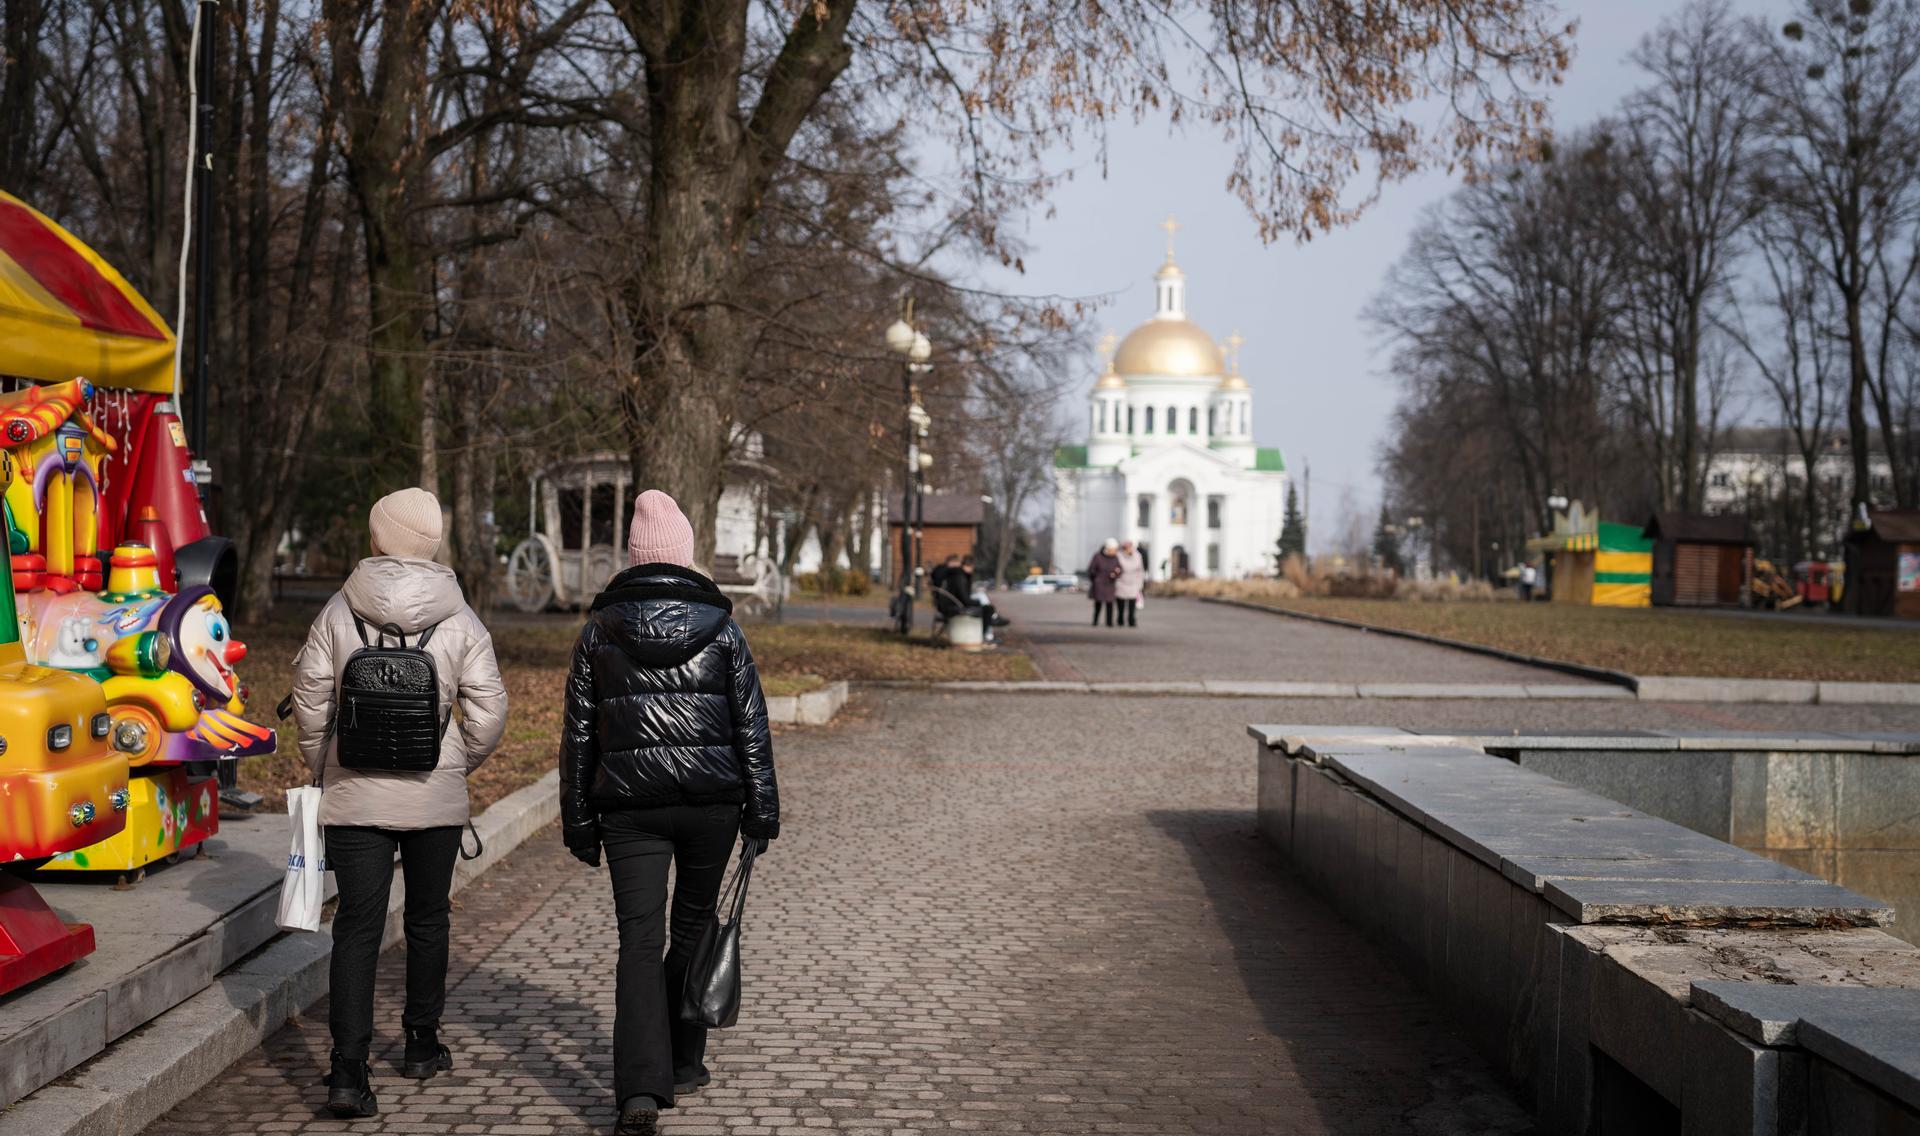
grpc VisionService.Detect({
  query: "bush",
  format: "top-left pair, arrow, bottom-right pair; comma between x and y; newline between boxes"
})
794,566 -> 873,596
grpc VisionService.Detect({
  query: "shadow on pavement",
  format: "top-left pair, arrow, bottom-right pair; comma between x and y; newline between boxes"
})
1146,807 -> 1537,1135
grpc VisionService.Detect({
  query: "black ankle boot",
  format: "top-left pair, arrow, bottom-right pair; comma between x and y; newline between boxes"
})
326,1049 -> 378,1119
616,1094 -> 660,1135
402,1027 -> 453,1079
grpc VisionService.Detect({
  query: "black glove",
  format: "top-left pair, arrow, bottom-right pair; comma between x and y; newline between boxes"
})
742,836 -> 769,858
568,842 -> 600,868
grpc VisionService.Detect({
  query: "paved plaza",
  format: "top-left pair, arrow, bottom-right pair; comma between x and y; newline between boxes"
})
144,599 -> 1920,1134
991,592 -> 1601,685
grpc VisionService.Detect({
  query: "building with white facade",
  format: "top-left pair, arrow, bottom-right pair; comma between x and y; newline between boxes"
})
1052,223 -> 1288,578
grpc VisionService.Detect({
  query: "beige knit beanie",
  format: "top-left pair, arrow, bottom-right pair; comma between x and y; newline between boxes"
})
368,487 -> 444,560
627,489 -> 695,568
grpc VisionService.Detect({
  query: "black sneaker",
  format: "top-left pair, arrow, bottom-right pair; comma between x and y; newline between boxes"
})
325,1050 -> 378,1119
674,1071 -> 712,1096
615,1096 -> 660,1135
402,1027 -> 453,1079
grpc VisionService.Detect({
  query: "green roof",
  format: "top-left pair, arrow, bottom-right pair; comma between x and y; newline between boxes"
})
1054,444 -> 1089,469
1255,447 -> 1286,472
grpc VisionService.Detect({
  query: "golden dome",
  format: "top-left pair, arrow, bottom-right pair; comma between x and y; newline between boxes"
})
1217,372 -> 1248,390
1113,318 -> 1224,378
1095,367 -> 1126,390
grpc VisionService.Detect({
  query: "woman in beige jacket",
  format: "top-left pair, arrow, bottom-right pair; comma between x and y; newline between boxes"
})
290,487 -> 508,1119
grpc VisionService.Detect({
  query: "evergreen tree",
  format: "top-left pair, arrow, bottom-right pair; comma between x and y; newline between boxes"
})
1372,505 -> 1406,574
1276,484 -> 1308,564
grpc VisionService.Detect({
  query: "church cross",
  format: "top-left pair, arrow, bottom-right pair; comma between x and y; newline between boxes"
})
1224,330 -> 1245,373
1096,330 -> 1118,370
1159,214 -> 1182,261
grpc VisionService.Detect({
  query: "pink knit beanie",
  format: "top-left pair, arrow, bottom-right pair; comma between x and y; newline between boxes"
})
627,489 -> 695,568
368,487 -> 443,560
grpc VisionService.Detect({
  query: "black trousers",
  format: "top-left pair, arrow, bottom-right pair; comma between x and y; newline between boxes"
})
326,824 -> 463,1060
602,804 -> 742,1106
1092,600 -> 1114,626
1117,598 -> 1138,626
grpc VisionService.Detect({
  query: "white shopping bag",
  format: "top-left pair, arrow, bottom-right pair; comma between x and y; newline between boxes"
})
276,786 -> 327,932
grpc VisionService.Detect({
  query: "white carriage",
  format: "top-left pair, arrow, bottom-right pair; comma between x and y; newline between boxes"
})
506,452 -> 786,615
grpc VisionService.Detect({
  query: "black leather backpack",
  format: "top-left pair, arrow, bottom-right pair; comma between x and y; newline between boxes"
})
334,617 -> 448,773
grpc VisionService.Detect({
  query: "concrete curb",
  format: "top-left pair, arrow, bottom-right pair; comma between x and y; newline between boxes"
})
1197,595 -> 1641,690
764,680 -> 850,725
0,773 -> 563,1136
862,679 -> 1635,701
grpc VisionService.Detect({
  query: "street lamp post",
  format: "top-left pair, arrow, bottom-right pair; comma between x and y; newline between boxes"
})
886,301 -> 933,634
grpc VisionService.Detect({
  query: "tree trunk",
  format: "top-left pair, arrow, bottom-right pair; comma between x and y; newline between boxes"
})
450,384 -> 494,613
0,0 -> 48,197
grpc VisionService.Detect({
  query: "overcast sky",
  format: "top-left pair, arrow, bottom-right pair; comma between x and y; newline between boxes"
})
962,1 -> 1777,553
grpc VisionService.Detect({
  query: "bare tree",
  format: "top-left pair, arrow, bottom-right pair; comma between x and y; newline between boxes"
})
1751,0 -> 1920,509
596,0 -> 1571,564
1614,0 -> 1763,512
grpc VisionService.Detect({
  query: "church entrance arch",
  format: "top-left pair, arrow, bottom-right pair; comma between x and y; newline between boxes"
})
1166,477 -> 1198,578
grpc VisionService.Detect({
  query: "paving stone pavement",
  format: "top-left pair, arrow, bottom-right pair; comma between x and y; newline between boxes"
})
141,673 -> 1920,1134
145,687 -> 1581,1136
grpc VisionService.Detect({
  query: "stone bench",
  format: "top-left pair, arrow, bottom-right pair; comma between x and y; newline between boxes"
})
1251,724 -> 1920,1135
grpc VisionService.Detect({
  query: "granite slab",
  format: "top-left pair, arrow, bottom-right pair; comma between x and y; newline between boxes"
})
1543,877 -> 1891,927
1500,854 -> 1819,893
1691,982 -> 1920,1111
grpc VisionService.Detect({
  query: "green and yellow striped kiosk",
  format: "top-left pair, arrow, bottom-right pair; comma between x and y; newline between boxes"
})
1526,503 -> 1651,607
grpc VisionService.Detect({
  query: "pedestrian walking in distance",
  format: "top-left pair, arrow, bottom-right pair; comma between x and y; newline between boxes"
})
290,487 -> 508,1120
1114,540 -> 1146,627
1087,538 -> 1123,627
560,489 -> 780,1136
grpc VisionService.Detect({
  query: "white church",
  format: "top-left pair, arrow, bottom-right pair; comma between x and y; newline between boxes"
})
1053,220 -> 1289,579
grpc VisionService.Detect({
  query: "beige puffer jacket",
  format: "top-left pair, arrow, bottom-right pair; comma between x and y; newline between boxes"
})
291,557 -> 508,830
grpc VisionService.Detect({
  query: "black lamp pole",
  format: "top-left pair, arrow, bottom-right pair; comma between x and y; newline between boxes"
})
897,359 -> 914,633
189,0 -> 216,459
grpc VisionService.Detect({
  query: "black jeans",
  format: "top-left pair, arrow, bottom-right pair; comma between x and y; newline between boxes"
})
1092,600 -> 1114,626
1117,598 -> 1137,626
602,804 -> 742,1106
326,824 -> 463,1061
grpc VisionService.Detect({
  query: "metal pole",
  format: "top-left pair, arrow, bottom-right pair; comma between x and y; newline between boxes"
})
189,0 -> 216,459
899,365 -> 915,632
913,464 -> 925,595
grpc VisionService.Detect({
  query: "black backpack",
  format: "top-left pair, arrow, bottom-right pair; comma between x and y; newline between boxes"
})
334,616 -> 448,773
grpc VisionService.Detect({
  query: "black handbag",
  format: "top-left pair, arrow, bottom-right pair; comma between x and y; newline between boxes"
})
680,842 -> 757,1029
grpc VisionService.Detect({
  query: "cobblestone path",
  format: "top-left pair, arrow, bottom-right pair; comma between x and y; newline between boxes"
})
144,687 -> 1545,1135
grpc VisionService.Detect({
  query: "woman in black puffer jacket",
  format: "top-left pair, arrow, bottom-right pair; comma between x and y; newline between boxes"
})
559,490 -> 779,1136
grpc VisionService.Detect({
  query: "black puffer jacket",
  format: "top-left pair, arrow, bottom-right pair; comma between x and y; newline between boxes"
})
560,564 -> 779,853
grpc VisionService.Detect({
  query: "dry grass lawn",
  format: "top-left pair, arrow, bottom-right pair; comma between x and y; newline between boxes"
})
1247,596 -> 1920,682
228,609 -> 1030,811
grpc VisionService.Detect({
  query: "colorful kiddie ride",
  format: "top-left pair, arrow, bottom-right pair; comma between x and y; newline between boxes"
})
0,193 -> 274,896
0,443 -> 130,993
0,380 -> 273,883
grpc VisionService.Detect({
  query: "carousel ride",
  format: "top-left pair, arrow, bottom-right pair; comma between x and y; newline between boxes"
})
0,191 -> 273,993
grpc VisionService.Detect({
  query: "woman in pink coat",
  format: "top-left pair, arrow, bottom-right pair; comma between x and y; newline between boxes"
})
1113,540 -> 1147,627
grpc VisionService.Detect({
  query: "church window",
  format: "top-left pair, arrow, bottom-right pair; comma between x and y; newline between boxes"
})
1207,544 -> 1221,572
1239,402 -> 1249,434
1097,403 -> 1107,434
1145,406 -> 1155,434
1166,406 -> 1177,435
1127,406 -> 1135,434
1208,407 -> 1217,435
1170,494 -> 1188,525
1189,407 -> 1199,434
1136,495 -> 1152,528
1207,496 -> 1222,529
